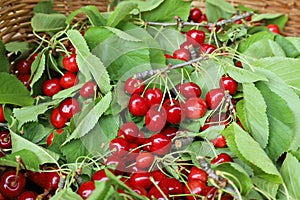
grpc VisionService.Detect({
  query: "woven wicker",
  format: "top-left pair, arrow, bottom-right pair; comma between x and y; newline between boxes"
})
0,0 -> 299,44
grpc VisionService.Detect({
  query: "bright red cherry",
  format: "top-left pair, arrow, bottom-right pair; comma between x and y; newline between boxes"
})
158,178 -> 183,195
219,75 -> 238,95
63,53 -> 79,72
0,105 -> 5,122
211,153 -> 233,164
0,170 -> 26,199
145,105 -> 167,132
105,155 -> 126,175
0,131 -> 12,149
124,77 -> 145,95
135,131 -> 147,146
117,122 -> 139,143
151,170 -> 167,184
149,133 -> 172,156
164,53 -> 173,59
211,135 -> 227,148
198,14 -> 207,23
199,44 -> 217,54
50,108 -> 68,129
201,186 -> 218,200
183,97 -> 207,119
163,98 -> 184,124
26,170 -> 60,192
126,143 -> 140,162
184,179 -> 206,200
186,29 -> 206,46
188,166 -> 208,183
148,185 -> 169,199
18,191 -> 38,200
130,185 -> 148,197
92,169 -> 110,182
47,129 -> 64,146
77,181 -> 95,200
130,172 -> 153,189
59,71 -> 78,89
109,137 -> 129,156
43,78 -> 62,97
189,8 -> 202,22
80,81 -> 97,98
58,98 -> 81,119
128,94 -> 149,116
267,24 -> 280,34
173,48 -> 190,61
205,88 -> 225,110
176,82 -> 201,98
136,152 -> 155,169
16,59 -> 31,75
144,88 -> 163,107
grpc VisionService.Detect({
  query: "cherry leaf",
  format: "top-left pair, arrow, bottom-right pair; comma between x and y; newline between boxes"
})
31,13 -> 67,32
30,53 -> 46,94
251,177 -> 279,199
61,139 -> 89,163
206,0 -> 236,22
0,41 -> 9,73
50,189 -> 82,200
243,39 -> 286,58
106,2 -> 138,27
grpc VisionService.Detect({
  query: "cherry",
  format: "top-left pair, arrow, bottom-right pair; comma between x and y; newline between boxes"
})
59,71 -> 78,89
183,97 -> 207,119
198,14 -> 207,23
0,130 -> 12,149
130,172 -> 152,189
201,186 -> 218,200
124,77 -> 145,95
26,170 -> 60,192
50,108 -> 68,129
144,88 -> 163,107
201,112 -> 229,131
211,153 -> 233,164
79,81 -> 97,98
128,94 -> 149,116
136,152 -> 155,169
16,59 -> 31,75
267,24 -> 280,34
205,88 -> 225,110
160,126 -> 178,139
43,78 -> 62,97
176,82 -> 201,98
77,181 -> 95,200
92,169 -> 110,182
149,133 -> 172,156
17,191 -> 38,200
148,185 -> 169,199
117,122 -> 139,143
163,98 -> 184,124
145,105 -> 167,132
199,44 -> 217,54
29,53 -> 39,64
219,75 -> 238,95
189,8 -> 202,22
62,53 -> 79,72
126,143 -> 140,162
135,131 -> 147,146
130,185 -> 148,197
180,41 -> 194,50
151,170 -> 167,184
18,74 -> 31,90
186,29 -> 206,46
58,98 -> 81,119
211,135 -> 227,148
47,129 -> 64,146
0,170 -> 26,199
235,61 -> 243,68
184,179 -> 206,200
109,137 -> 129,156
188,166 -> 208,183
164,53 -> 173,59
158,178 -> 183,195
173,48 -> 190,61
0,105 -> 5,122
105,155 -> 126,175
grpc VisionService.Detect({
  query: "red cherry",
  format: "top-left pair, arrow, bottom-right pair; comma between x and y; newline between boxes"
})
77,181 -> 95,200
135,131 -> 147,146
198,14 -> 207,23
16,59 -> 31,75
58,98 -> 81,119
47,129 -> 64,146
151,170 -> 167,184
126,143 -> 140,162
130,172 -> 153,189
149,133 -> 172,156
105,155 -> 126,175
130,185 -> 148,196
163,98 -> 184,124
186,29 -> 206,46
219,75 -> 238,95
235,61 -> 243,68
79,81 -> 97,98
173,48 -> 190,61
109,137 -> 129,156
62,53 -> 79,72
92,169 -> 109,182
205,88 -> 225,110
180,41 -> 194,50
18,74 -> 31,90
43,78 -> 62,97
184,179 -> 206,200
124,77 -> 145,95
26,170 -> 59,192
158,178 -> 183,195
267,24 -> 280,34
211,153 -> 233,164
189,8 -> 202,22
188,166 -> 208,183
201,112 -> 229,131
211,135 -> 227,148
183,97 -> 207,119
145,105 -> 167,132
176,82 -> 202,98
144,88 -> 163,107
17,191 -> 38,200
0,105 -> 5,122
0,170 -> 26,199
136,152 -> 155,169
164,53 -> 173,59
128,94 -> 149,116
160,126 -> 178,139
50,108 -> 68,129
148,185 -> 169,199
29,53 -> 39,64
0,131 -> 11,149
199,44 -> 217,54
59,72 -> 78,89
201,186 -> 218,200
117,122 -> 139,143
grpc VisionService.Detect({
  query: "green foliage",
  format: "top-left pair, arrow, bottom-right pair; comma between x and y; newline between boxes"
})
31,13 -> 67,32
206,0 -> 236,22
0,40 -> 10,73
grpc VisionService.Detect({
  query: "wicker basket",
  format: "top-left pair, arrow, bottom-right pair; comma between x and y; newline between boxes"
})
0,0 -> 299,44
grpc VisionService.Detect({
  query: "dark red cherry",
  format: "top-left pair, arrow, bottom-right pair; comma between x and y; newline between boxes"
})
199,44 -> 217,54
59,72 -> 78,89
136,152 -> 155,169
173,48 -> 190,61
219,75 -> 238,95
186,29 -> 206,46
198,14 -> 207,23
109,137 -> 129,156
176,82 -> 201,98
117,122 -> 139,143
58,98 -> 81,119
50,108 -> 68,129
43,78 -> 62,97
77,181 -> 95,200
201,186 -> 218,200
205,88 -> 225,110
163,98 -> 184,124
47,129 -> 64,146
63,53 -> 79,72
183,97 -> 207,119
0,130 -> 11,149
124,77 -> 145,95
130,172 -> 153,189
130,185 -> 148,197
189,8 -> 202,22
126,143 -> 140,162
160,126 -> 178,139
26,170 -> 59,192
80,81 -> 97,98
211,135 -> 227,148
149,133 -> 171,156
144,88 -> 163,107
135,131 -> 147,146
0,104 -> 5,122
145,105 -> 167,132
235,61 -> 243,68
148,185 -> 169,199
17,191 -> 38,200
128,94 -> 149,116
16,59 -> 31,75
184,179 -> 206,200
158,178 -> 183,195
211,153 -> 233,164
188,166 -> 208,183
0,170 -> 26,199
18,74 -> 31,90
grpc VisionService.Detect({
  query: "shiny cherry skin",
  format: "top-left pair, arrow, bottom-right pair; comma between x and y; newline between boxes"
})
136,152 -> 155,169
135,131 -> 147,146
201,186 -> 218,200
18,74 -> 31,90
63,53 -> 79,72
0,170 -> 26,199
17,191 -> 38,200
117,122 -> 139,143
184,179 -> 206,200
163,98 -> 184,124
176,82 -> 201,98
128,94 -> 148,116
186,29 -> 206,46
105,155 -> 126,175
130,172 -> 153,189
211,135 -> 227,148
149,133 -> 172,156
188,166 -> 208,183
267,24 -> 280,34
130,185 -> 148,197
0,130 -> 12,149
183,97 -> 207,119
205,88 -> 225,110
199,44 -> 217,54
144,88 -> 163,107
92,169 -> 110,182
201,112 -> 228,131
145,105 -> 167,132
58,98 -> 81,119
198,14 -> 207,23
219,75 -> 238,95
26,170 -> 59,192
211,153 -> 233,164
126,143 -> 140,162
158,178 -> 183,195
59,71 -> 78,89
16,59 -> 31,75
0,104 -> 5,122
47,129 -> 64,146
50,108 -> 68,129
124,77 -> 145,95
160,126 -> 178,139
80,81 -> 97,98
189,7 -> 202,22
151,170 -> 167,184
109,137 -> 129,156
77,181 -> 95,200
43,78 -> 62,97
173,48 -> 190,61
148,185 -> 169,199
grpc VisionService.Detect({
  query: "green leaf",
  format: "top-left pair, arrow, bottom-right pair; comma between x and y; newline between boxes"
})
238,31 -> 274,53
279,153 -> 300,200
50,188 -> 82,200
61,139 -> 89,163
0,40 -> 10,73
1,149 -> 40,170
206,0 -> 236,22
243,39 -> 286,58
286,37 -> 300,55
22,122 -> 52,145
251,13 -> 284,22
223,123 -> 282,183
33,1 -> 55,14
31,13 -> 67,32
141,0 -> 191,22
11,131 -> 59,165
106,2 -> 138,27
5,42 -> 30,54
275,35 -> 300,58
87,181 -> 115,200
251,13 -> 288,31
251,176 -> 279,199
30,53 -> 46,94
53,83 -> 83,100
66,6 -> 106,26
242,83 -> 269,148
67,30 -> 111,94
64,92 -> 112,144
0,72 -> 34,106
129,0 -> 164,15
